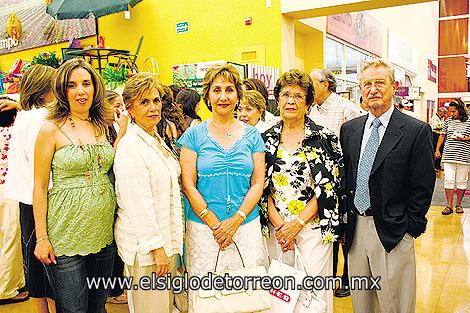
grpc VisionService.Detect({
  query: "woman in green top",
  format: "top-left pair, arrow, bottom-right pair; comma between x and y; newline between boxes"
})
33,59 -> 116,313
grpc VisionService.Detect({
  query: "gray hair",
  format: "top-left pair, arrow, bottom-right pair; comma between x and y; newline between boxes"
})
311,69 -> 337,93
360,58 -> 395,82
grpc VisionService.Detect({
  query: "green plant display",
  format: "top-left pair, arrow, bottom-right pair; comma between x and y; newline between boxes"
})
31,52 -> 61,69
102,64 -> 129,90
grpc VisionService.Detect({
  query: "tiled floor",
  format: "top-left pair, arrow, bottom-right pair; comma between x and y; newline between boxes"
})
1,206 -> 469,313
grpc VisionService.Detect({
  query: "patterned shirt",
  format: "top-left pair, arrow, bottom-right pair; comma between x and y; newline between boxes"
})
271,146 -> 320,229
0,127 -> 12,185
441,118 -> 470,165
309,92 -> 362,137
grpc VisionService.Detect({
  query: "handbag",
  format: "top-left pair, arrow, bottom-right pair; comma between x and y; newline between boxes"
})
191,241 -> 271,313
174,254 -> 189,313
292,248 -> 327,313
267,245 -> 306,313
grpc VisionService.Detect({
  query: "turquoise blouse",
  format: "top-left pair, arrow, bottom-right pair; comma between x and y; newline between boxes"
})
177,121 -> 266,223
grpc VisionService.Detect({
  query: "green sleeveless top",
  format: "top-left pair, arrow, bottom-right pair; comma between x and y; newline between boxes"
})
47,140 -> 116,257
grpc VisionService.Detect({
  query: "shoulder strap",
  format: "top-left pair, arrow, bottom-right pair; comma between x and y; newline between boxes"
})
55,124 -> 74,144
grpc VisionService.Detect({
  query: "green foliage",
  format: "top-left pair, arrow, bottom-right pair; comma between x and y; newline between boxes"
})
102,64 -> 129,90
31,52 -> 61,69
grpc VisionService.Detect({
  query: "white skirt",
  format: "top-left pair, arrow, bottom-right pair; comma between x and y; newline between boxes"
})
186,217 -> 268,276
186,217 -> 268,313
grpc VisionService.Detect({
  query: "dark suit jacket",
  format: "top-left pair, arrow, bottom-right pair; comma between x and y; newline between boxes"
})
340,108 -> 435,253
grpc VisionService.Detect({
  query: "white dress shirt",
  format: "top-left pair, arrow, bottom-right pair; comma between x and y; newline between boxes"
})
114,123 -> 184,267
358,104 -> 395,161
4,108 -> 48,204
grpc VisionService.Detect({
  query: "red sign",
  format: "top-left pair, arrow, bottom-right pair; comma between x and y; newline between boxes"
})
327,12 -> 383,56
428,60 -> 437,83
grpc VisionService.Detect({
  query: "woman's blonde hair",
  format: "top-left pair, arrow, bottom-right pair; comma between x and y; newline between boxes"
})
48,58 -> 110,136
20,64 -> 55,110
202,64 -> 243,111
240,90 -> 266,119
122,72 -> 164,110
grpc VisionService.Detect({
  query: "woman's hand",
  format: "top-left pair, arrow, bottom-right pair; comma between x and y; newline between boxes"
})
212,216 -> 243,250
152,248 -> 170,276
275,221 -> 303,252
434,150 -> 441,159
34,239 -> 56,265
115,110 -> 129,130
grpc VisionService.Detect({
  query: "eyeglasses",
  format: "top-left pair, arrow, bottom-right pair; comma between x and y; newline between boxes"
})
360,80 -> 390,90
279,91 -> 306,102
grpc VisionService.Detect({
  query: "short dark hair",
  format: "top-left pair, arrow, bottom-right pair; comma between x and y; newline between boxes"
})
449,99 -> 468,122
176,89 -> 201,120
273,69 -> 315,107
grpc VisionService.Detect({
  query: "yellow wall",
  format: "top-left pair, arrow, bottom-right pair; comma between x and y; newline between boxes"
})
99,0 -> 282,85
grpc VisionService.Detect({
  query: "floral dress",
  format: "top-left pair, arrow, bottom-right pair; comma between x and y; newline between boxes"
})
271,146 -> 320,229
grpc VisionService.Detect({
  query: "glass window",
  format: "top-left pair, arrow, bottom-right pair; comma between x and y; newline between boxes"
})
325,38 -> 343,78
345,47 -> 368,82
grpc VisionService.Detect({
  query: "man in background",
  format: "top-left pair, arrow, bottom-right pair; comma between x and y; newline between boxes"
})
309,68 -> 362,298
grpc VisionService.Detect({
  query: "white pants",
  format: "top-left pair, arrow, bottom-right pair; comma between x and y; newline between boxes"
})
443,162 -> 470,189
267,225 -> 333,313
0,185 -> 24,300
126,254 -> 177,313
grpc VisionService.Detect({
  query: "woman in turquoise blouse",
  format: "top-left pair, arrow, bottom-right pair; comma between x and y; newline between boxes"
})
33,59 -> 116,313
178,65 -> 267,312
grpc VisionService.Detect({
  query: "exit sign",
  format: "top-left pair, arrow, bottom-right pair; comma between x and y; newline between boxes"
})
176,21 -> 189,34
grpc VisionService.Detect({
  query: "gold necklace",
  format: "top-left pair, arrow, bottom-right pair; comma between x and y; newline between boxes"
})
210,119 -> 236,140
280,126 -> 305,146
69,115 -> 106,194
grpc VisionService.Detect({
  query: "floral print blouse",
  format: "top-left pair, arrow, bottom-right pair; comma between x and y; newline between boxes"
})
271,145 -> 321,229
260,116 -> 344,244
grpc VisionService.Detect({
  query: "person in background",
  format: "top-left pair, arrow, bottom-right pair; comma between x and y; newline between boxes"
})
4,65 -> 57,312
435,99 -> 470,215
341,58 -> 435,313
114,73 -> 183,313
178,65 -> 267,312
102,90 -> 128,305
169,84 -> 182,101
430,107 -> 447,171
104,90 -> 128,148
0,104 -> 29,306
309,68 -> 361,298
176,89 -> 202,128
260,69 -> 343,313
33,58 -> 116,313
242,78 -> 279,126
157,85 -> 186,155
309,68 -> 362,136
237,90 -> 268,132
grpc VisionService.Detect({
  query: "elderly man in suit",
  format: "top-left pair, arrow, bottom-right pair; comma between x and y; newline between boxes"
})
340,58 -> 435,313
